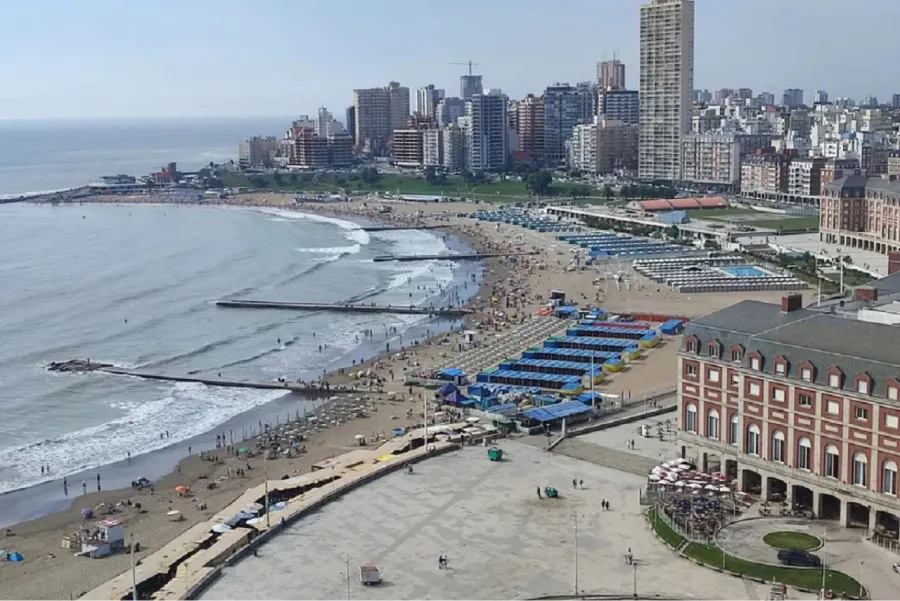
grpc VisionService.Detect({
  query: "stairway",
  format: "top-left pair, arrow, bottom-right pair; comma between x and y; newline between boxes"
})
552,438 -> 657,477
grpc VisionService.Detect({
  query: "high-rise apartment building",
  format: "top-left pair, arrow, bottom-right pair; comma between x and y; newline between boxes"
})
638,0 -> 695,181
423,129 -> 443,167
714,88 -> 734,104
693,89 -> 712,103
416,85 -> 445,119
442,123 -> 468,172
345,106 -> 356,143
315,107 -> 344,137
466,90 -> 508,171
680,133 -> 741,186
391,129 -> 424,167
568,122 -> 597,173
814,90 -> 829,105
782,88 -> 804,108
353,82 -> 409,156
238,136 -> 279,169
543,83 -> 595,166
598,90 -> 639,125
596,59 -> 626,90
437,97 -> 466,127
516,94 -> 545,160
757,92 -> 775,106
460,75 -> 483,100
597,118 -> 639,174
893,94 -> 900,109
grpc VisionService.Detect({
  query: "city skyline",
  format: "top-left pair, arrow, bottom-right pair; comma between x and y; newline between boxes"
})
1,0 -> 898,120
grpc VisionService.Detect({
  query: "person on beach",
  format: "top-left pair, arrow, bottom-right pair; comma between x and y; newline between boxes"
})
97,473 -> 101,491
82,481 -> 87,495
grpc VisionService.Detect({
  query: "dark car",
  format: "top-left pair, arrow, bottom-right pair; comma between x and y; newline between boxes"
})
777,549 -> 821,567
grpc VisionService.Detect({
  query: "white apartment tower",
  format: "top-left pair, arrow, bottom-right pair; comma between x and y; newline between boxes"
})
416,85 -> 445,119
638,0 -> 694,181
466,90 -> 508,171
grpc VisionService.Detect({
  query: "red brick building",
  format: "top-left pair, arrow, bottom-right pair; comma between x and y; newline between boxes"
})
677,294 -> 900,532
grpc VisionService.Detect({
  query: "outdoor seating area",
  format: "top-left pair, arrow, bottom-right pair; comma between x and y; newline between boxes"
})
469,210 -> 581,233
557,232 -> 709,261
633,256 -> 807,293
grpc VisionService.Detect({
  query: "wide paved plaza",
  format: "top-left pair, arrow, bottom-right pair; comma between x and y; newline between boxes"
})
202,441 -> 788,600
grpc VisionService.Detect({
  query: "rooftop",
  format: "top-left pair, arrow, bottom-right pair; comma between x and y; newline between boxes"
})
684,299 -> 900,397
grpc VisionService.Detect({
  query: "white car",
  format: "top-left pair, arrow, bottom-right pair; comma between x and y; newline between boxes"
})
893,562 -> 900,574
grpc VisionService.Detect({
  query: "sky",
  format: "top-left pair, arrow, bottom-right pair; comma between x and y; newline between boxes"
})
0,0 -> 898,120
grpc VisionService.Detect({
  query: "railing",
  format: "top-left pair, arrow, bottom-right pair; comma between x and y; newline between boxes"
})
870,534 -> 900,555
653,504 -> 716,544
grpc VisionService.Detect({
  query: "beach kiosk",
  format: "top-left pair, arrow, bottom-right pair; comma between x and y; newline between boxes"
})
80,518 -> 125,558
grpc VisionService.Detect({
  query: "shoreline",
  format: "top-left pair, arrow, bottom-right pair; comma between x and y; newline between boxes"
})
1,199 -> 488,509
0,195 -> 519,599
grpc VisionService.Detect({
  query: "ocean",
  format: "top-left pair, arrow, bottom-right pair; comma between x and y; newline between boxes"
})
0,120 -> 480,524
0,117 -> 288,197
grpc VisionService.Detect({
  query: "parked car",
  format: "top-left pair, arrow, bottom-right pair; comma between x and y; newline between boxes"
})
777,549 -> 821,567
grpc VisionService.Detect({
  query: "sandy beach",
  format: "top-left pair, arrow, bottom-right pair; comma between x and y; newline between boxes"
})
2,193 -> 804,600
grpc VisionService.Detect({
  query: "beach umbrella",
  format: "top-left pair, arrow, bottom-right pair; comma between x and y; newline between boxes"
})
246,503 -> 264,511
167,510 -> 181,517
704,484 -> 718,491
7,552 -> 23,562
210,524 -> 232,534
687,482 -> 702,489
648,474 -> 661,481
242,506 -> 261,516
673,481 -> 686,487
718,485 -> 731,493
354,434 -> 365,440
238,447 -> 249,453
81,509 -> 92,518
246,517 -> 263,526
175,485 -> 189,493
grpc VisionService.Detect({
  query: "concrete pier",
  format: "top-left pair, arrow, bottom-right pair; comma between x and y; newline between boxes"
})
47,360 -> 342,396
373,251 -> 539,263
214,299 -> 472,316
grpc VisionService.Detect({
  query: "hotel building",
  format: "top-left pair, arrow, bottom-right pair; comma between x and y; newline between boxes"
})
677,294 -> 900,532
819,175 -> 900,255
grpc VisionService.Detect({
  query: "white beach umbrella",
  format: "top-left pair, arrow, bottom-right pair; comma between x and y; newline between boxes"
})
673,481 -> 686,487
687,482 -> 702,489
648,474 -> 662,481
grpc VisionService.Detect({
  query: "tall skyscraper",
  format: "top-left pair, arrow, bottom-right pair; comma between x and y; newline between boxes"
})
416,84 -> 445,119
437,97 -> 466,126
782,88 -> 804,108
893,94 -> 900,109
345,106 -> 356,143
597,59 -> 626,90
352,81 -> 409,156
516,94 -> 545,159
599,90 -> 639,125
814,90 -> 829,104
543,83 -> 595,166
460,75 -> 483,100
466,89 -> 508,171
638,0 -> 695,181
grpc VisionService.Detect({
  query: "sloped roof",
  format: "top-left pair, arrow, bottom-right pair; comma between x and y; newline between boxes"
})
668,198 -> 702,209
696,196 -> 728,208
639,199 -> 673,211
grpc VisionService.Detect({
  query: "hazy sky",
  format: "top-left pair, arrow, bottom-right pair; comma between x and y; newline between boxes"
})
1,0 -> 897,120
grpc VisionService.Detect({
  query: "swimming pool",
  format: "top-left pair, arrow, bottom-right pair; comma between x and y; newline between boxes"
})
719,265 -> 770,278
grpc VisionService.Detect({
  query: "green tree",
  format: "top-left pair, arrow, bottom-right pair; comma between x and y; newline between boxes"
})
288,173 -> 298,186
665,225 -> 680,240
360,167 -> 381,185
272,172 -> 283,186
461,169 -> 475,186
527,171 -> 553,196
602,185 -> 614,201
424,166 -> 439,185
619,185 -> 632,199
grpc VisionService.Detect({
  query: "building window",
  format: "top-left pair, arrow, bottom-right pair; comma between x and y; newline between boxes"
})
827,400 -> 840,415
750,357 -> 761,371
828,372 -> 841,388
883,460 -> 898,495
686,364 -> 697,377
772,388 -> 786,402
775,362 -> 786,376
825,445 -> 840,478
887,414 -> 900,429
707,409 -> 719,440
801,367 -> 812,382
684,403 -> 697,433
746,424 -> 760,456
686,340 -> 696,353
852,453 -> 868,487
731,350 -> 741,362
857,379 -> 869,395
798,438 -> 812,470
748,382 -> 761,397
772,431 -> 785,463
708,344 -> 720,359
855,406 -> 869,421
729,414 -> 739,446
798,393 -> 812,408
707,368 -> 720,383
730,373 -> 739,388
889,386 -> 899,401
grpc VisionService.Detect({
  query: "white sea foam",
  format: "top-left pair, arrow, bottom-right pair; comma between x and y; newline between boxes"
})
0,383 -> 290,495
251,207 -> 371,246
295,245 -> 361,255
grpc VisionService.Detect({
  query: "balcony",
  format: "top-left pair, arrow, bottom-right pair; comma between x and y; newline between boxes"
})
680,432 -> 892,508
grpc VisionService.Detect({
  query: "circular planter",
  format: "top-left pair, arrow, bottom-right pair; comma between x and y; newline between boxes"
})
763,531 -> 823,551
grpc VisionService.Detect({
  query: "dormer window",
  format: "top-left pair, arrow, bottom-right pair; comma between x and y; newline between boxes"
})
686,340 -> 696,353
730,344 -> 744,363
708,341 -> 721,359
748,351 -> 763,372
855,373 -> 872,396
826,367 -> 844,389
801,367 -> 812,381
773,356 -> 788,377
888,380 -> 900,401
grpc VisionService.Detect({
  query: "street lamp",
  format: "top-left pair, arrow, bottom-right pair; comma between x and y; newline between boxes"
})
632,562 -> 638,599
573,512 -> 579,595
130,534 -> 138,601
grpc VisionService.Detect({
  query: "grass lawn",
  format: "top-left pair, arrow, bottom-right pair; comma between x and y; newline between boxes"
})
686,207 -> 759,218
750,216 -> 820,231
218,170 -> 596,202
762,531 -> 822,551
648,510 -> 864,597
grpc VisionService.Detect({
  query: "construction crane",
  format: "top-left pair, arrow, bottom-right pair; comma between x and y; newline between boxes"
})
451,61 -> 479,75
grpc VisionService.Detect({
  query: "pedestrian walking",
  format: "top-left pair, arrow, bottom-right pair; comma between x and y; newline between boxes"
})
97,473 -> 101,492
536,486 -> 542,499
82,481 -> 87,495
